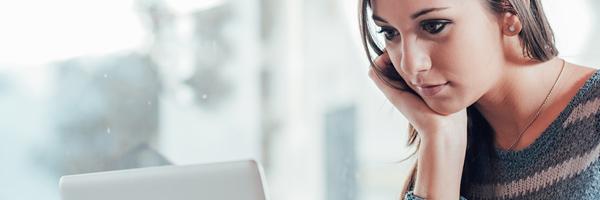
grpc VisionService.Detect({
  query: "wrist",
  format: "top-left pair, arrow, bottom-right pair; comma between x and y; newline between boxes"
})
413,131 -> 467,199
419,129 -> 468,149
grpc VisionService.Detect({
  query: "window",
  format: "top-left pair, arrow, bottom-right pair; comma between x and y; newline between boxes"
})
0,0 -> 597,199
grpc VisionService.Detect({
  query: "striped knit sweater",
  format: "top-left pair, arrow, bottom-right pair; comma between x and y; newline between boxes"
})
406,69 -> 600,200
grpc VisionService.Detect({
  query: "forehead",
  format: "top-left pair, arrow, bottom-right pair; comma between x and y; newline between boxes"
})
370,0 -> 464,20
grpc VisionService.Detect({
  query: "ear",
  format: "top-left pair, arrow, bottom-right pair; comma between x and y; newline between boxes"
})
501,12 -> 522,36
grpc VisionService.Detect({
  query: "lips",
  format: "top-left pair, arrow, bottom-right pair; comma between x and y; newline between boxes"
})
415,82 -> 448,96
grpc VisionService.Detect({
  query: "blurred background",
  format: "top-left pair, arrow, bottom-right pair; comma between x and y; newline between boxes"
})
0,0 -> 599,199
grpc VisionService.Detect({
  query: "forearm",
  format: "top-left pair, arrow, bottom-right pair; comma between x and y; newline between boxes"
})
413,133 -> 467,199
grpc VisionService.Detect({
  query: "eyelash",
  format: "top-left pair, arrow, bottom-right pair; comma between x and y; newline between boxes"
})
377,27 -> 398,41
377,19 -> 452,41
378,27 -> 398,40
420,19 -> 452,34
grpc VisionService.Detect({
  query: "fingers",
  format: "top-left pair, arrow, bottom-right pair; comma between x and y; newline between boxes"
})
369,68 -> 406,102
368,67 -> 427,115
369,51 -> 403,102
373,50 -> 391,70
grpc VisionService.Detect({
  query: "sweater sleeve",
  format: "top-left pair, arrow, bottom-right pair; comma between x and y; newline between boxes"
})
404,190 -> 468,200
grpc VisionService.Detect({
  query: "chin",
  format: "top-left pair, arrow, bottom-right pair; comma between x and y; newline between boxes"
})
426,100 -> 466,116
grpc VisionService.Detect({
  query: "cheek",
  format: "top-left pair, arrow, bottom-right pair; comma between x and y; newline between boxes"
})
434,23 -> 503,89
423,20 -> 504,113
439,15 -> 503,69
442,33 -> 500,72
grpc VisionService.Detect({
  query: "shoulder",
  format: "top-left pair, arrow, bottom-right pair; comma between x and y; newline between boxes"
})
561,65 -> 600,127
566,64 -> 599,100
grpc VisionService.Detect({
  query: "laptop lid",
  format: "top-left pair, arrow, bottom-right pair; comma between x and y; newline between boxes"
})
59,160 -> 268,200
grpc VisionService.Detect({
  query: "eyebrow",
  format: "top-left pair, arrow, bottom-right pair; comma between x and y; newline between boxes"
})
372,7 -> 450,23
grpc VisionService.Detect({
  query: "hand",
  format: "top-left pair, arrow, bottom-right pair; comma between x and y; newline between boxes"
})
368,50 -> 469,199
368,50 -> 468,141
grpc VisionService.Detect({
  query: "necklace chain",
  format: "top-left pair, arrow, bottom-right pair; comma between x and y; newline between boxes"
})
506,59 -> 566,151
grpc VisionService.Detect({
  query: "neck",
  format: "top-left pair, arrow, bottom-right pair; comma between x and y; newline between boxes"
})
474,58 -> 564,150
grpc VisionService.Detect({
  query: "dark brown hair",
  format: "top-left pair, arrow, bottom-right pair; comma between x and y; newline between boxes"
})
358,0 -> 558,198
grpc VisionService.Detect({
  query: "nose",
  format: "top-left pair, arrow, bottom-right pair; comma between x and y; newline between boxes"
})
394,39 -> 432,76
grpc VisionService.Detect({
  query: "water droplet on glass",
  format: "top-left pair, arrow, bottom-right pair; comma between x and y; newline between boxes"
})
106,128 -> 111,134
202,94 -> 208,99
104,74 -> 108,78
147,101 -> 152,105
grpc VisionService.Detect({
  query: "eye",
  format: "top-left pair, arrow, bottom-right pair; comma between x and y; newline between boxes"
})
420,20 -> 452,34
377,27 -> 399,41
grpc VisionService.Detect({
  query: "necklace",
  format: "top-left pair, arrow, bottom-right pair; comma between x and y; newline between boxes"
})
505,59 -> 566,151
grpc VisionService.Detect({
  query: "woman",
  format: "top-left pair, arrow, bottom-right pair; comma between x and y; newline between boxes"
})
358,0 -> 600,199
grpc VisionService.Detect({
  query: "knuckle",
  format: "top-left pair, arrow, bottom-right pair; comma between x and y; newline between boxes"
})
373,54 -> 392,70
368,68 -> 377,79
373,57 -> 386,67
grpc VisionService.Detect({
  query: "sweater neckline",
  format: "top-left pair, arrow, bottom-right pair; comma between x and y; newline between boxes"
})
494,69 -> 600,160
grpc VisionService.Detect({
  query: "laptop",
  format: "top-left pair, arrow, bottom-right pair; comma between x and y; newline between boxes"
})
59,160 -> 269,200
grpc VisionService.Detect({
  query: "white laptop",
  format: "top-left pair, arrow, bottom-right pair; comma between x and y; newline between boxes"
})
59,160 -> 269,200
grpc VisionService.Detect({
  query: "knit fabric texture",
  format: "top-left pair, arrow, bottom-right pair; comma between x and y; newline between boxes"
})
405,69 -> 600,200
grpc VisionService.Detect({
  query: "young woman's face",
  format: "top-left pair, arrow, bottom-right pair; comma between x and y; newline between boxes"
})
371,0 -> 506,115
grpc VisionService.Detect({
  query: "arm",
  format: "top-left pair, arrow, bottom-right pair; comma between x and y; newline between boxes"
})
411,133 -> 467,199
368,51 -> 468,200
